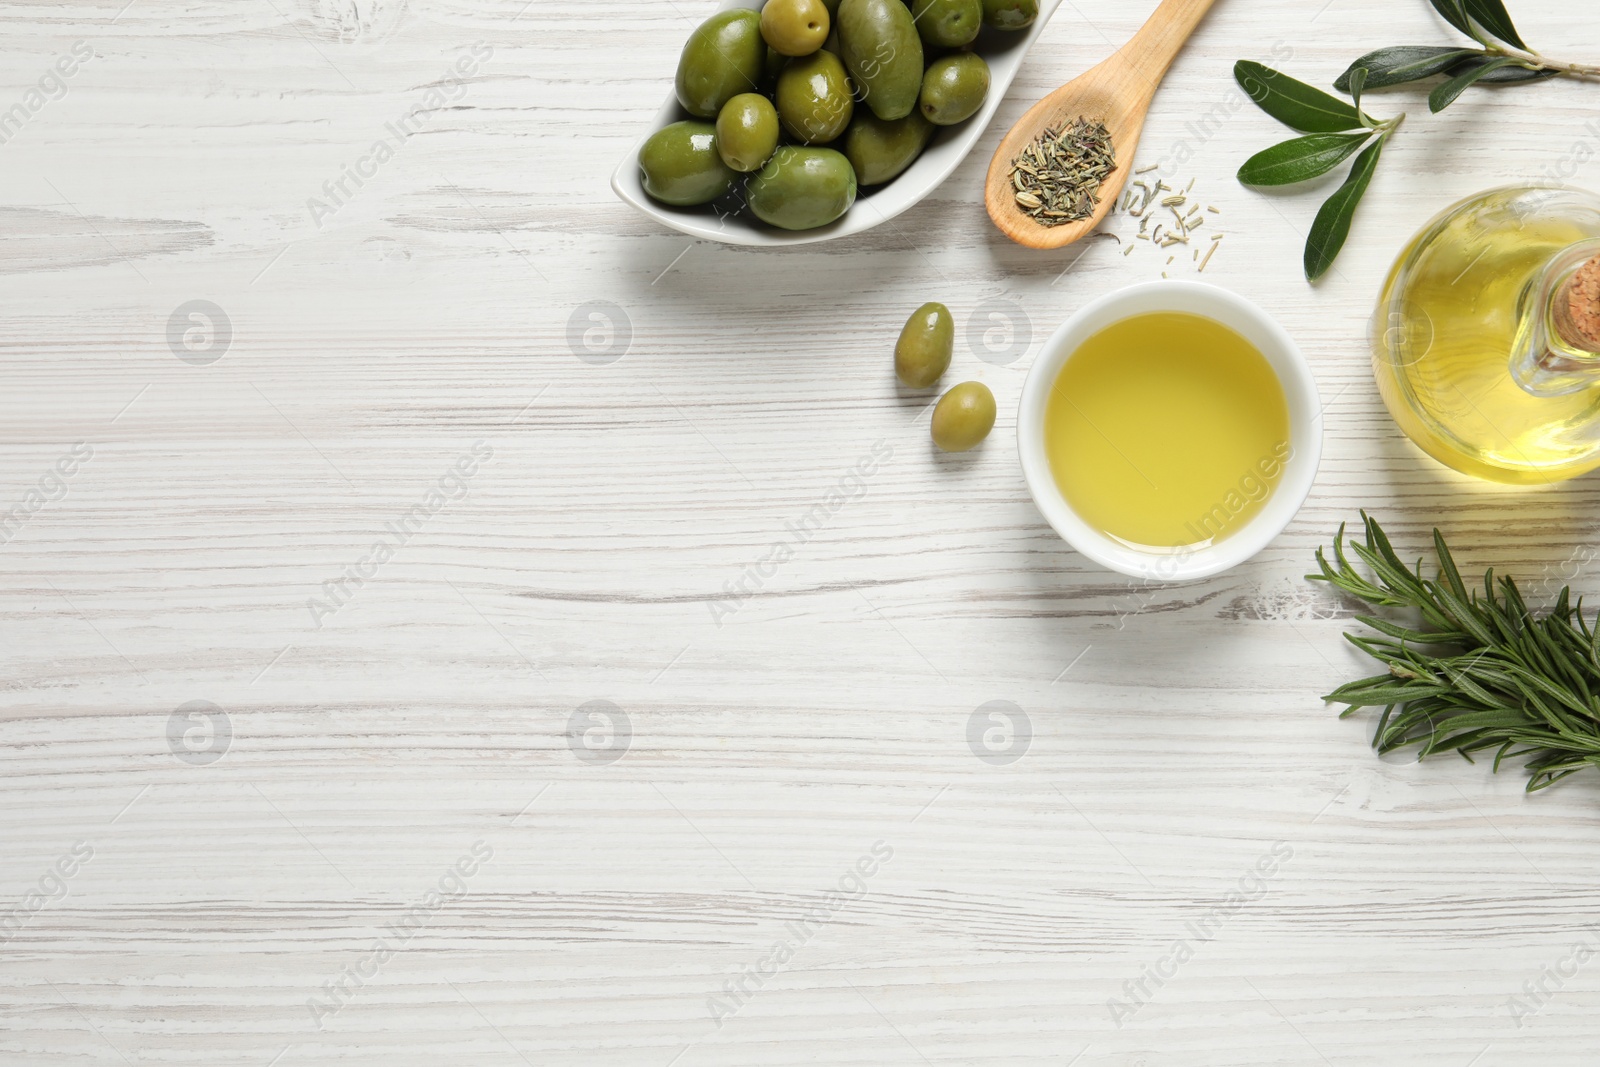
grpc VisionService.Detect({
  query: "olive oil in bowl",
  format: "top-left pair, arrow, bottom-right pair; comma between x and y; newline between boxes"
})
1044,312 -> 1290,549
1017,282 -> 1320,581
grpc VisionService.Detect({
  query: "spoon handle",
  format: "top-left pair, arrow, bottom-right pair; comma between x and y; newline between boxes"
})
1116,0 -> 1221,95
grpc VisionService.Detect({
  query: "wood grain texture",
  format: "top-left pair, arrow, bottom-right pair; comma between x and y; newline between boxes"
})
5,1 -> 1600,1064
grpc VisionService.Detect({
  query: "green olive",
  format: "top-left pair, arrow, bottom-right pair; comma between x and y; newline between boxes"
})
639,120 -> 739,207
716,94 -> 781,171
763,46 -> 788,92
747,145 -> 858,230
842,109 -> 933,185
776,50 -> 855,144
895,302 -> 954,388
910,0 -> 982,47
931,382 -> 996,452
676,9 -> 767,118
836,0 -> 924,121
981,0 -> 1038,30
761,0 -> 831,56
919,53 -> 989,125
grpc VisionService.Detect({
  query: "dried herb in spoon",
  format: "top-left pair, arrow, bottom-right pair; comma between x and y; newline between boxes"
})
1009,117 -> 1117,227
1314,514 -> 1600,793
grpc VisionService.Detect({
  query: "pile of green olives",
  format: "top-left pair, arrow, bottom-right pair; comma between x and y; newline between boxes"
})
639,0 -> 1040,231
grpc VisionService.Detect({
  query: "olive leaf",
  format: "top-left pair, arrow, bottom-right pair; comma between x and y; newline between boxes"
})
1335,46 -> 1551,93
1456,58 -> 1558,83
1333,46 -> 1480,91
1461,0 -> 1526,48
1332,0 -> 1587,102
1429,54 -> 1521,110
1233,61 -> 1368,133
1237,132 -> 1375,186
1427,0 -> 1475,38
1304,137 -> 1386,282
1348,67 -> 1370,121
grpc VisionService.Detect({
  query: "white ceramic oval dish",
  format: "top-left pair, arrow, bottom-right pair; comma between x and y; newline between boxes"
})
611,0 -> 1065,247
1017,281 -> 1323,582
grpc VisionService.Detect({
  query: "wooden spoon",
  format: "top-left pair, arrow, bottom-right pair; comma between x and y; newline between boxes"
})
984,0 -> 1220,249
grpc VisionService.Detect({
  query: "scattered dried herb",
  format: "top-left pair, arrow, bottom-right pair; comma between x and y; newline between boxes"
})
1118,176 -> 1225,273
1314,514 -> 1600,792
1010,117 -> 1117,227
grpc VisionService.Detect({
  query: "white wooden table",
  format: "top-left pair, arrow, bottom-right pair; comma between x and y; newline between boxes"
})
6,1 -> 1600,1063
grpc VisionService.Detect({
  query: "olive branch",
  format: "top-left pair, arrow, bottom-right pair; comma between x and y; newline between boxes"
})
1232,0 -> 1600,282
1335,0 -> 1600,104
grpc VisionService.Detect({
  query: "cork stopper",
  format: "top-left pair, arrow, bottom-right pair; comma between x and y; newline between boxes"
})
1554,253 -> 1600,354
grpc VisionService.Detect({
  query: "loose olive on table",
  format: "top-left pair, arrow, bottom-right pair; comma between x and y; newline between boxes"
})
895,302 -> 955,388
931,382 -> 997,452
645,0 -> 1032,230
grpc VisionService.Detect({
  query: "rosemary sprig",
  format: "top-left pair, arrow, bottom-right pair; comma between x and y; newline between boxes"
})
1334,0 -> 1600,113
1312,514 -> 1600,793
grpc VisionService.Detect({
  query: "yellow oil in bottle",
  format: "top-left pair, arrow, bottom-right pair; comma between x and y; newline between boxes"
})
1374,186 -> 1600,484
1044,312 -> 1290,549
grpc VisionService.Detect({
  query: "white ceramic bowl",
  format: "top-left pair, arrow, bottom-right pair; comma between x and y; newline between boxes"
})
611,0 -> 1065,247
1017,281 -> 1322,582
